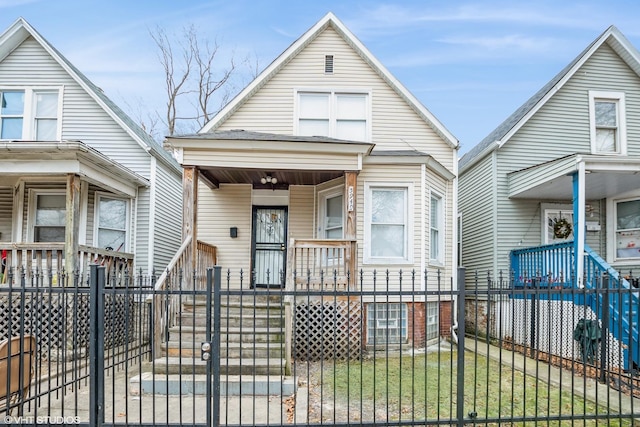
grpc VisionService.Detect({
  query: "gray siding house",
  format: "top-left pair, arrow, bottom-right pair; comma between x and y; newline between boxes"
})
459,26 -> 640,370
0,18 -> 182,282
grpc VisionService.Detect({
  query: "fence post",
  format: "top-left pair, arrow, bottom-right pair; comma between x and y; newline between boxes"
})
206,266 -> 221,427
456,267 -> 466,426
89,264 -> 105,427
600,273 -> 609,383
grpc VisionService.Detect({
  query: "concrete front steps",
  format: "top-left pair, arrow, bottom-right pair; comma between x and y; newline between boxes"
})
131,293 -> 295,396
130,373 -> 296,396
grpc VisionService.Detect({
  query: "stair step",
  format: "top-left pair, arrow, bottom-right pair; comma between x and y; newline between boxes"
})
183,295 -> 284,308
168,326 -> 284,343
130,373 -> 296,396
163,341 -> 285,359
150,357 -> 287,375
177,312 -> 284,328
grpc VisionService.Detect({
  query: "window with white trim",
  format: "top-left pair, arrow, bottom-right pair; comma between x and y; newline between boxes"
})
321,190 -> 343,239
297,91 -> 368,141
430,193 -> 444,263
365,184 -> 411,263
614,198 -> 640,260
32,192 -> 66,242
367,303 -> 407,344
589,91 -> 626,154
95,195 -> 128,251
0,88 -> 60,141
426,302 -> 439,340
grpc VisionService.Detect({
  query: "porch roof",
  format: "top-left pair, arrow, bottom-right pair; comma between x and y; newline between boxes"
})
166,129 -> 375,187
508,153 -> 640,200
0,140 -> 149,197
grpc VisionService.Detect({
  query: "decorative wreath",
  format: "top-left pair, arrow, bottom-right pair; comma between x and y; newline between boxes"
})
553,217 -> 572,239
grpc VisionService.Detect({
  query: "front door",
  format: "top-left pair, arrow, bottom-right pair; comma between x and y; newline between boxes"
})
251,206 -> 287,288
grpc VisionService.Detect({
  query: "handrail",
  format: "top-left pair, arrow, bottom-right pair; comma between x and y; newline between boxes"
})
152,235 -> 192,292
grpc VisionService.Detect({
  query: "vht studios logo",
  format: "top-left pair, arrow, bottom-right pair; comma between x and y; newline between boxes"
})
3,415 -> 80,424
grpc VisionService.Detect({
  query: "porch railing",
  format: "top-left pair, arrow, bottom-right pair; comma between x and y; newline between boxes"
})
510,241 -> 640,369
510,241 -> 574,287
150,237 -> 217,357
0,243 -> 133,286
286,238 -> 357,292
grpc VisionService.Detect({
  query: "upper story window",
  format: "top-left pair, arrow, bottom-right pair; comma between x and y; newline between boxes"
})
1,91 -> 24,139
0,88 -> 60,141
589,91 -> 626,155
297,91 -> 369,142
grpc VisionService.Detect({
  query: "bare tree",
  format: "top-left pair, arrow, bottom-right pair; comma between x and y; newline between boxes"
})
150,25 -> 193,135
150,24 -> 240,135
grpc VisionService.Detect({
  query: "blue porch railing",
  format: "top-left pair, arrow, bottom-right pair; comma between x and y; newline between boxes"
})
510,241 -> 574,287
510,242 -> 639,370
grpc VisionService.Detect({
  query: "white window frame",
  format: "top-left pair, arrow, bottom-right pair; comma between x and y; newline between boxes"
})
294,89 -> 371,142
430,191 -> 445,265
608,194 -> 640,263
318,186 -> 344,239
93,193 -> 130,252
366,303 -> 408,345
426,302 -> 439,341
541,203 -> 574,244
589,90 -> 626,155
364,182 -> 413,265
27,189 -> 66,243
0,87 -> 62,141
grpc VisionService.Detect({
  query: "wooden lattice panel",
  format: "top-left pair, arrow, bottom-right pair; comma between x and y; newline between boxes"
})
293,299 -> 362,361
0,293 -> 140,354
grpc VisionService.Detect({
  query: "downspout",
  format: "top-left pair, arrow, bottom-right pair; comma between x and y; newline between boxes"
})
572,159 -> 586,287
450,149 -> 460,343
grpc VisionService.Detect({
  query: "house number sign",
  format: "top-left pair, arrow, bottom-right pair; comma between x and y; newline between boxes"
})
347,186 -> 354,212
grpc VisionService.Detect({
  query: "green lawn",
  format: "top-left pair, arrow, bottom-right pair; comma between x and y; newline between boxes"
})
309,349 -> 634,426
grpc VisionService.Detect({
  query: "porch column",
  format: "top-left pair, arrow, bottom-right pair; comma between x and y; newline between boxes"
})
572,162 -> 586,287
344,171 -> 358,282
183,166 -> 199,283
65,174 -> 81,278
344,171 -> 358,240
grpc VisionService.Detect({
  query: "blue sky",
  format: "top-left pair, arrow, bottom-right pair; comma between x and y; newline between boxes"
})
2,0 -> 640,154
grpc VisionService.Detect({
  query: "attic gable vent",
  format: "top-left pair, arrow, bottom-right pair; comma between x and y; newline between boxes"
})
324,55 -> 334,74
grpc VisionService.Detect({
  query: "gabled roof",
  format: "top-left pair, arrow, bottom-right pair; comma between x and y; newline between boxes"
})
0,18 -> 181,174
199,12 -> 458,149
459,25 -> 640,172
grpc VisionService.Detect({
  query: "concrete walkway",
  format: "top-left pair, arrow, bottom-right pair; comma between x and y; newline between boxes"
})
13,366 -> 300,425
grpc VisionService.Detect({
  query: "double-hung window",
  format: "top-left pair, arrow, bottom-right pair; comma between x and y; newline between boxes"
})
430,193 -> 444,264
0,88 -> 60,140
95,195 -> 128,251
614,198 -> 640,260
32,192 -> 66,242
297,91 -> 369,141
589,91 -> 626,155
0,91 -> 24,139
365,184 -> 411,263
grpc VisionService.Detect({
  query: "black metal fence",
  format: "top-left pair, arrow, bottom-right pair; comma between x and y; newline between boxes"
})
0,266 -> 638,426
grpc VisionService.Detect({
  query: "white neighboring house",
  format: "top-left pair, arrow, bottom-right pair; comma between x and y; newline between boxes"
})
165,12 -> 459,347
0,18 -> 182,283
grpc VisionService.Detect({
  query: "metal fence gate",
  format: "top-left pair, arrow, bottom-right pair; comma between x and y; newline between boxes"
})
1,265 -> 639,425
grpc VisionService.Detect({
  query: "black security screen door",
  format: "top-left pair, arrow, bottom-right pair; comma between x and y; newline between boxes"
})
251,206 -> 287,288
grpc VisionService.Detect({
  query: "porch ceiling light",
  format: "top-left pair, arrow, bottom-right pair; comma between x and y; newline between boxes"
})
260,175 -> 277,185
